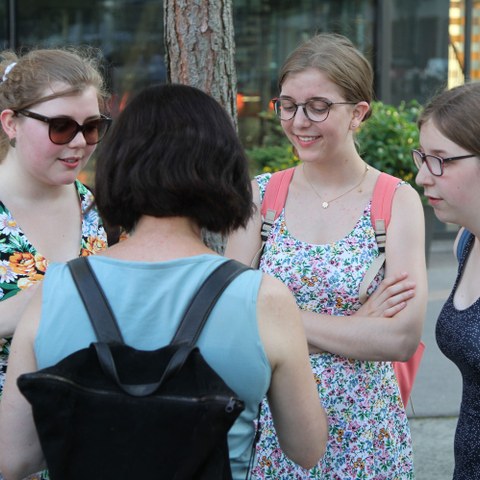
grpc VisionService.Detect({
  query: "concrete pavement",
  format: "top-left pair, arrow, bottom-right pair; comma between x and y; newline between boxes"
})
409,237 -> 462,480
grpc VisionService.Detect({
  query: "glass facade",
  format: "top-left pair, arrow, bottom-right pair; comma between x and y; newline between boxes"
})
1,0 -> 455,144
389,0 -> 450,104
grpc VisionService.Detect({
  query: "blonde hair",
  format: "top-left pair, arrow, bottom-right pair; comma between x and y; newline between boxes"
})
0,46 -> 110,157
278,33 -> 374,121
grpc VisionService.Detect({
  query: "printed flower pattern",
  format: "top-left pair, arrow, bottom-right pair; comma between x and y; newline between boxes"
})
0,181 -> 107,397
251,173 -> 413,480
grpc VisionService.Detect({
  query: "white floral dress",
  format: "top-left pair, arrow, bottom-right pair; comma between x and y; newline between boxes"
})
251,172 -> 414,480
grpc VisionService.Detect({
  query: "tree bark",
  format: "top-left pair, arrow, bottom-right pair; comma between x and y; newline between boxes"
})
164,0 -> 238,128
164,0 -> 238,253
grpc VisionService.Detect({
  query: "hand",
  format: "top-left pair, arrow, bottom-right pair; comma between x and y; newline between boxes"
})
358,272 -> 416,318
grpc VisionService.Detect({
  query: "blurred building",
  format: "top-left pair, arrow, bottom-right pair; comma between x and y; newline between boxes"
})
0,0 -> 476,147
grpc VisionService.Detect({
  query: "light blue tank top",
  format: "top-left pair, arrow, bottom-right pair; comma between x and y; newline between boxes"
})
36,254 -> 271,479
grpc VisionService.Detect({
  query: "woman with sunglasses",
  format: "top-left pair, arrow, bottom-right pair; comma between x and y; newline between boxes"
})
415,82 -> 480,480
226,33 -> 428,479
0,48 -> 111,406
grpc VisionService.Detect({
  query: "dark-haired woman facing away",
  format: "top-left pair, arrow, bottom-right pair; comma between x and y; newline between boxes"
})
0,84 -> 327,480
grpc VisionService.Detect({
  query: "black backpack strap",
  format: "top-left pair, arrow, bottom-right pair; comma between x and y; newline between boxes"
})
158,260 -> 250,388
68,257 -> 124,344
171,259 -> 250,345
67,257 -> 250,396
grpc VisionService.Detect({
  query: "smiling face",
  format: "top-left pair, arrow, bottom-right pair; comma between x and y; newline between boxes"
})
279,68 -> 360,165
416,119 -> 480,226
12,84 -> 101,187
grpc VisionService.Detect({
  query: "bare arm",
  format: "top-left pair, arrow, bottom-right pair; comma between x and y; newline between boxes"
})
224,180 -> 263,266
0,288 -> 45,479
0,284 -> 40,338
303,186 -> 428,361
257,275 -> 328,469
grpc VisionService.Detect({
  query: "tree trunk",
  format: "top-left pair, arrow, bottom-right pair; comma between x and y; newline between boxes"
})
164,0 -> 238,254
164,0 -> 238,128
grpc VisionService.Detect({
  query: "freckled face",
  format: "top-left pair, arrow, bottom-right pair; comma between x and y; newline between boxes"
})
416,119 -> 480,225
14,84 -> 101,186
279,68 -> 355,164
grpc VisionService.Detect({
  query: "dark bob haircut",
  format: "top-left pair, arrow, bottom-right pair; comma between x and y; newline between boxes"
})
95,84 -> 254,234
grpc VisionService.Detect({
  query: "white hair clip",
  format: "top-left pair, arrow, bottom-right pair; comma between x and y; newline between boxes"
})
2,62 -> 17,83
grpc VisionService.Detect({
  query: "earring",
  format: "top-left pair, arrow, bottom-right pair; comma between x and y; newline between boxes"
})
9,137 -> 16,148
351,123 -> 358,130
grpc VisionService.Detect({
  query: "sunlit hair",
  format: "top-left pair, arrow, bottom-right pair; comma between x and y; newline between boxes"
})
0,46 -> 110,158
95,83 -> 254,234
418,82 -> 480,157
278,33 -> 374,121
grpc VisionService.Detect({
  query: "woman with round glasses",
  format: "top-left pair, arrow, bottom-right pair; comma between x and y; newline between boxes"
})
226,33 -> 427,479
415,82 -> 480,480
0,48 -> 110,408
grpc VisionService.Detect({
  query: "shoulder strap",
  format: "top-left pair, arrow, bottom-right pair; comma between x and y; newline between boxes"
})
171,259 -> 250,345
68,256 -> 124,344
370,172 -> 401,239
358,173 -> 401,304
260,167 -> 295,219
68,257 -> 250,396
252,168 -> 295,268
456,228 -> 472,262
68,257 -> 249,345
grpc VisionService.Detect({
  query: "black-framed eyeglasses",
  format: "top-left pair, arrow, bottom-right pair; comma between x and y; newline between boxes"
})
14,109 -> 112,145
271,97 -> 357,122
412,149 -> 476,177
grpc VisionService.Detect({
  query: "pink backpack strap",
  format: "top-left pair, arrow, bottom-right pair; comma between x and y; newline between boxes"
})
370,172 -> 401,238
358,172 -> 401,303
251,167 -> 295,268
261,167 -> 295,218
259,167 -> 295,243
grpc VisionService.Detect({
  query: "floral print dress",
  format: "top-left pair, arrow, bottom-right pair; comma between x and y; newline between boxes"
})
251,172 -> 414,480
0,180 -> 107,397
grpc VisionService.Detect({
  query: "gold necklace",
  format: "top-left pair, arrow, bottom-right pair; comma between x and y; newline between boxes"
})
303,163 -> 370,209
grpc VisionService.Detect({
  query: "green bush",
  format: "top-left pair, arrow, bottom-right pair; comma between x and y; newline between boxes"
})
356,100 -> 422,198
246,110 -> 297,175
247,144 -> 299,174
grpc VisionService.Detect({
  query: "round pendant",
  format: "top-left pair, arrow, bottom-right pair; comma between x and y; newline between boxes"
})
322,201 -> 329,209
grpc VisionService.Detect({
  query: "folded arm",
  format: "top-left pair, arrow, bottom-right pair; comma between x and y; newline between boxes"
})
303,186 -> 428,361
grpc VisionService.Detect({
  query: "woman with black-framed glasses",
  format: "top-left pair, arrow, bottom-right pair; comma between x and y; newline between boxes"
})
415,82 -> 480,480
0,47 -> 111,473
226,33 -> 427,480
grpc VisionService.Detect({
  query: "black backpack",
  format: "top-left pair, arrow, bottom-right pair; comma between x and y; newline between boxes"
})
17,257 -> 250,480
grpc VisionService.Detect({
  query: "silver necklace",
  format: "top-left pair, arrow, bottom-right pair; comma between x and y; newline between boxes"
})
303,163 -> 370,209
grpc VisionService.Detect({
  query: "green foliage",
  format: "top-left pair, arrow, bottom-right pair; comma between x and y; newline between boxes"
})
246,110 -> 298,174
247,144 -> 300,174
356,100 -> 423,198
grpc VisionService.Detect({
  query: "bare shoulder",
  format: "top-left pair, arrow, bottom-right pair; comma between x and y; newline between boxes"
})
257,274 -> 298,317
394,181 -> 423,206
251,177 -> 261,205
389,182 -> 424,231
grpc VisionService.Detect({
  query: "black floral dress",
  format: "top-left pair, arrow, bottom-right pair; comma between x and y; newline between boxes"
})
0,181 -> 107,395
0,182 -> 107,480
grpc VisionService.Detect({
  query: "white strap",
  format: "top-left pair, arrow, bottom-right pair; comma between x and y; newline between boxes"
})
358,253 -> 385,304
358,218 -> 387,304
251,209 -> 276,268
